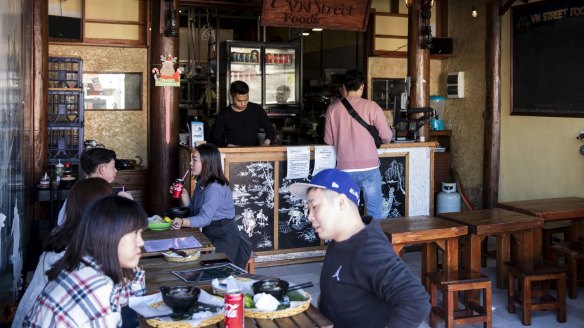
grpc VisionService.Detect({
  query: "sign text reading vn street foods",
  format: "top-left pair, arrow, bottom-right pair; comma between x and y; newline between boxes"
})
261,0 -> 372,32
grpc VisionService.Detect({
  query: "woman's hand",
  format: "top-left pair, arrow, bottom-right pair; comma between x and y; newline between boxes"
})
171,218 -> 183,230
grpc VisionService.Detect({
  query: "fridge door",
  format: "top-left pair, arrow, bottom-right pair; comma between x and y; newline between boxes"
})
227,45 -> 262,105
264,46 -> 297,107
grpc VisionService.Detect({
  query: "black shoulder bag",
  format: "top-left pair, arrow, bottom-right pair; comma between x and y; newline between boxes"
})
341,98 -> 383,148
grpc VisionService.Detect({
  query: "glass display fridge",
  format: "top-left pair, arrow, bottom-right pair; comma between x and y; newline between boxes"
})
219,40 -> 301,116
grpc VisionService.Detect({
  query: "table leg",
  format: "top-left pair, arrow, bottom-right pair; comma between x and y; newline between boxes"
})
571,219 -> 584,240
422,242 -> 437,290
496,233 -> 510,289
532,227 -> 542,261
393,244 -> 405,257
465,234 -> 483,302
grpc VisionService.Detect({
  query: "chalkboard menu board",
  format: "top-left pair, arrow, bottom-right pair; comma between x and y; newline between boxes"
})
379,155 -> 407,218
230,161 -> 275,251
277,161 -> 320,249
512,0 -> 584,116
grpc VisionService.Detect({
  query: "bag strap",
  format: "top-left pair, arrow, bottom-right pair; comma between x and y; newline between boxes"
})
341,98 -> 376,134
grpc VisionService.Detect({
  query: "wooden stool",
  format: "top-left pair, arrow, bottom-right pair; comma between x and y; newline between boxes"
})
427,271 -> 492,328
507,260 -> 567,326
552,241 -> 584,299
543,222 -> 571,260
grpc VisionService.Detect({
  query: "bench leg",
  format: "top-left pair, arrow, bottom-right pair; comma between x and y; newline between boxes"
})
522,278 -> 532,326
430,281 -> 438,328
558,274 -> 567,323
484,283 -> 493,328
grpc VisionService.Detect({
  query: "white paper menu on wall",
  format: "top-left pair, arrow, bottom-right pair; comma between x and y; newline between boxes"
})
313,146 -> 336,176
286,146 -> 310,179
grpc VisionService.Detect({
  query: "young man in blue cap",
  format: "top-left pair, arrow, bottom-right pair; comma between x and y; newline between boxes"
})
290,169 -> 429,328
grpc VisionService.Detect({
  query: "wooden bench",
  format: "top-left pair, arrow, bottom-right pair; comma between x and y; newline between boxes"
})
552,241 -> 584,299
507,260 -> 567,326
542,221 -> 571,260
427,270 -> 492,328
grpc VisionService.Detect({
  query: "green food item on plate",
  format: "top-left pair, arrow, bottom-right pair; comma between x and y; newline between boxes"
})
244,294 -> 255,308
287,290 -> 309,302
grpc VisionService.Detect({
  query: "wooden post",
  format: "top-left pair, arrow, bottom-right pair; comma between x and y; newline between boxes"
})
483,0 -> 501,209
406,0 -> 430,140
148,0 -> 180,214
31,0 -> 48,221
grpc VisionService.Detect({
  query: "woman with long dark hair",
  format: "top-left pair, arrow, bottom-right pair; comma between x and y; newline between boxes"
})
12,178 -> 113,327
171,143 -> 252,268
23,195 -> 148,327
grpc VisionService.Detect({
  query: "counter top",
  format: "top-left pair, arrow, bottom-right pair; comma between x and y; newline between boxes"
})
181,142 -> 438,153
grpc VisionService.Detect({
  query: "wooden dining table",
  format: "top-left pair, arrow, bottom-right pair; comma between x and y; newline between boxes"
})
379,216 -> 468,290
498,197 -> 584,251
438,208 -> 543,289
138,253 -> 333,328
142,228 -> 215,258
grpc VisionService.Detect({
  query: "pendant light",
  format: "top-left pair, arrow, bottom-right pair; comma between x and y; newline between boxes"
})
472,0 -> 478,18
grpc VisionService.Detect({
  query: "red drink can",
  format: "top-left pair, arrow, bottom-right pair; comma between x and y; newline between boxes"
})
171,179 -> 184,198
224,289 -> 244,328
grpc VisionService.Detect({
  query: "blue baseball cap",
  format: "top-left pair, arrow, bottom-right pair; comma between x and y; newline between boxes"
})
289,169 -> 360,205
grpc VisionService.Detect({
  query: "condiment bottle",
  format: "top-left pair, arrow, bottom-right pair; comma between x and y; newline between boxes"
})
55,160 -> 64,182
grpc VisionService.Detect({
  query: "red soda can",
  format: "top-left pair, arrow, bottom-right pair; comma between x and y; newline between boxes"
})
171,179 -> 184,199
224,289 -> 244,328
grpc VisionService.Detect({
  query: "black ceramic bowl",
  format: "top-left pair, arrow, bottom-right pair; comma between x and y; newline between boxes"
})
252,279 -> 289,301
166,206 -> 191,219
160,286 -> 200,314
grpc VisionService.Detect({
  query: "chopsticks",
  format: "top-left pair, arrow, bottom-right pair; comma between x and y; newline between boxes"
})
288,282 -> 313,291
169,247 -> 188,257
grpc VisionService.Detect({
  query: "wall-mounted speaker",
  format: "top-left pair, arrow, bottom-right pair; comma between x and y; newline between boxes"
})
48,15 -> 82,40
447,72 -> 464,98
430,37 -> 453,55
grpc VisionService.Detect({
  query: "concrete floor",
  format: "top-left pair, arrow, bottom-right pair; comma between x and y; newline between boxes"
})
257,250 -> 584,327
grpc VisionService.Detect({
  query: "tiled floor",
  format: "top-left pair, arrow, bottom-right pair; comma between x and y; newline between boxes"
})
257,250 -> 584,327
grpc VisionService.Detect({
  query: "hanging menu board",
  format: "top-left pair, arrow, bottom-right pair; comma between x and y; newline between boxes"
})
512,0 -> 584,116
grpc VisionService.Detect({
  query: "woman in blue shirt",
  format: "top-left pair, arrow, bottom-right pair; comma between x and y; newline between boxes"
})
171,143 -> 252,268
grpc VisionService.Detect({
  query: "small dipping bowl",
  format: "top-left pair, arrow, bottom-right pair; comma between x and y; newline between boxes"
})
160,286 -> 201,314
252,279 -> 289,301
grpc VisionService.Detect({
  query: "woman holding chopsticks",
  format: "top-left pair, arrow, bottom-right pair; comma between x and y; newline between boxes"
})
170,143 -> 252,269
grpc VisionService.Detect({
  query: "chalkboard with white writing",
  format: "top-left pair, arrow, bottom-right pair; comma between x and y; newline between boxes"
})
512,0 -> 584,116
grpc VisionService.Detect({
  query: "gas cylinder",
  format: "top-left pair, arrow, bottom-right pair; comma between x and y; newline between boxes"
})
436,182 -> 461,214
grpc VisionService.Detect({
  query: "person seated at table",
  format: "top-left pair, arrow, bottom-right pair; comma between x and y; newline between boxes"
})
23,195 -> 148,327
12,178 -> 113,327
170,143 -> 252,269
210,80 -> 276,147
290,169 -> 430,328
57,147 -> 133,226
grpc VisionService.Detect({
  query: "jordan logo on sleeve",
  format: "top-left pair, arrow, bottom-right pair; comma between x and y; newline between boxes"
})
332,265 -> 342,281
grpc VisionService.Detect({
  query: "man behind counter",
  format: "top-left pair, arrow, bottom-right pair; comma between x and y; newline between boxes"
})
211,81 -> 276,147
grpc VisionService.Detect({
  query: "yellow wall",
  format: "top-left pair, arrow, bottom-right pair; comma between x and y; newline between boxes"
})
48,45 -> 149,165
499,5 -> 584,201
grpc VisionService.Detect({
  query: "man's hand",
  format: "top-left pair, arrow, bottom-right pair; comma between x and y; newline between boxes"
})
263,139 -> 271,146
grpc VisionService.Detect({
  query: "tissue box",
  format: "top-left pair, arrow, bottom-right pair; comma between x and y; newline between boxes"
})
191,121 -> 204,147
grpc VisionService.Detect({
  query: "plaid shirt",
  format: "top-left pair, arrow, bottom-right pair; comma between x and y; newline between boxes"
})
23,256 -> 145,328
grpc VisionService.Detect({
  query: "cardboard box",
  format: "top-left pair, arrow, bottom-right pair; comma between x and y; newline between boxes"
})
190,121 -> 204,147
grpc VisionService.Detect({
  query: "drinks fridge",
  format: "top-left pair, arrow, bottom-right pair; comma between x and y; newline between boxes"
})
219,40 -> 301,116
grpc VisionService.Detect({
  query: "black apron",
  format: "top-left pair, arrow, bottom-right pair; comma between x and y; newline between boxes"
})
202,219 -> 252,269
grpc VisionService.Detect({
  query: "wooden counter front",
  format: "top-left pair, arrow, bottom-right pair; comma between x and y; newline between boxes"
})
180,142 -> 436,266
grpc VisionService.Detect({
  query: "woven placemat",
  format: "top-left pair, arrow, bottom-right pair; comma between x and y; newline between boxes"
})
162,250 -> 201,263
244,296 -> 311,319
145,301 -> 223,328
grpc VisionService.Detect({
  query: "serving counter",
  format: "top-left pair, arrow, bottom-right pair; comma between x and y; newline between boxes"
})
179,142 -> 437,266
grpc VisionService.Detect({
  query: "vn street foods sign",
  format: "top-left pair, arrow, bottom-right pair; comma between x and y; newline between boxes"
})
261,0 -> 372,32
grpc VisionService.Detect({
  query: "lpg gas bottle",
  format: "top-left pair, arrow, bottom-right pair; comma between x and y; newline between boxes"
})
436,182 -> 461,214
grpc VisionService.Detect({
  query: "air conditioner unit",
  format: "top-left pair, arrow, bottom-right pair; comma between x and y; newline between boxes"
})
447,72 -> 464,98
